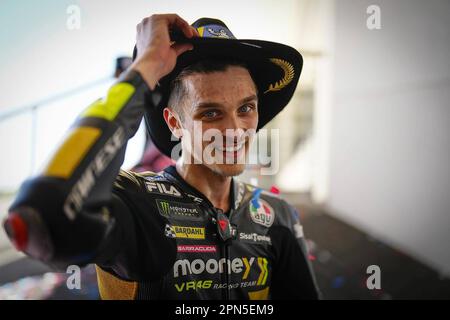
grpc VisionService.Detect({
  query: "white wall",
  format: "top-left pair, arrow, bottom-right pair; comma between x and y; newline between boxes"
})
0,0 -> 309,191
328,0 -> 450,275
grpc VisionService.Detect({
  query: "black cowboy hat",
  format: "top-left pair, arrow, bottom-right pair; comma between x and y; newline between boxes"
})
133,17 -> 303,159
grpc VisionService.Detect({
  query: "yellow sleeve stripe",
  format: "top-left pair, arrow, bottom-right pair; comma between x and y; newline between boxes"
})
82,83 -> 135,121
43,126 -> 101,178
248,287 -> 270,300
95,265 -> 137,300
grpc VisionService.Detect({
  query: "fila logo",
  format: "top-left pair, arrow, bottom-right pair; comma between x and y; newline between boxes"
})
146,182 -> 182,197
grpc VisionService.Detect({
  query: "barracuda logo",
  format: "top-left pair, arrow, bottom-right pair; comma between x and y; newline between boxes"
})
173,257 -> 269,286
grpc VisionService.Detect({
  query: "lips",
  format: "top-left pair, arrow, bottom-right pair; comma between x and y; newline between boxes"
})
214,141 -> 245,153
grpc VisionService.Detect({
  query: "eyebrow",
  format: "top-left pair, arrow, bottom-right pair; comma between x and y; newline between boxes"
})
193,94 -> 258,110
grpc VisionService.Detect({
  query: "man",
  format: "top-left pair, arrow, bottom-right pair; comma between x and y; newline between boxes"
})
3,14 -> 320,300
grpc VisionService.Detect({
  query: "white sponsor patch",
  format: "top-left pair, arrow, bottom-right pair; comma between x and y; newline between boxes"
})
239,232 -> 272,245
249,199 -> 275,227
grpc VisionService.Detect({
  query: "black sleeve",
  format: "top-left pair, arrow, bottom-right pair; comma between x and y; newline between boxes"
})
269,225 -> 320,300
3,70 -> 170,272
95,170 -> 177,282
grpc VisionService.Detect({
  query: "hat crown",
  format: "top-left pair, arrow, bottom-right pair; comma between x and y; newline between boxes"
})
191,17 -> 236,39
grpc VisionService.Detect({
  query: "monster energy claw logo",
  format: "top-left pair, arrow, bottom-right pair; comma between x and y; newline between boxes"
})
160,201 -> 170,217
156,199 -> 201,220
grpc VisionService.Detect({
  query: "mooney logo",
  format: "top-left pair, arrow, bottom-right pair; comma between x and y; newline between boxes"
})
173,226 -> 205,239
173,257 -> 269,285
146,182 -> 181,197
156,200 -> 201,220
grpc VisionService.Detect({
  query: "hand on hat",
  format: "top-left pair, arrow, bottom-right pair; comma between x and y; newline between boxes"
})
131,14 -> 199,90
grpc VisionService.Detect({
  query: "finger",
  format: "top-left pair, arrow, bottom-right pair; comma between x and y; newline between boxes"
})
191,26 -> 200,37
162,14 -> 194,38
172,43 -> 193,56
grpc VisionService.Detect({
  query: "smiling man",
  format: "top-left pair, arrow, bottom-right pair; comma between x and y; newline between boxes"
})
3,14 -> 320,300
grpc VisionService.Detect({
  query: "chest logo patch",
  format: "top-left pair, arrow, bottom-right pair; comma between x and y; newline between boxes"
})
146,182 -> 182,197
249,199 -> 275,227
156,199 -> 202,220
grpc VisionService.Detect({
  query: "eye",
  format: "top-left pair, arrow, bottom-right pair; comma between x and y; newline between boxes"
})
238,104 -> 256,114
202,110 -> 220,119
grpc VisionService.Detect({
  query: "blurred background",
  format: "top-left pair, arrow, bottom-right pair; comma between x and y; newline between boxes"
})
0,0 -> 449,299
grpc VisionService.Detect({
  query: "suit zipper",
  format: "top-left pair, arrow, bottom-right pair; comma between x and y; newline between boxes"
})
226,209 -> 234,300
220,242 -> 230,300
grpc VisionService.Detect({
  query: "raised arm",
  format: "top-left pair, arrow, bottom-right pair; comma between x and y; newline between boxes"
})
2,14 -> 197,273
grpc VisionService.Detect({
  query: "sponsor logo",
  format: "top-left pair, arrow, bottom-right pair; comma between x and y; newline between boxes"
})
165,224 -> 176,238
173,257 -> 269,285
64,127 -> 125,220
249,199 -> 275,227
187,193 -> 203,203
175,280 -> 212,292
213,280 -> 258,290
256,257 -> 269,285
142,173 -> 166,181
156,200 -> 201,220
172,226 -> 205,240
177,245 -> 217,253
146,182 -> 182,197
207,27 -> 231,39
174,280 -> 261,292
239,232 -> 272,245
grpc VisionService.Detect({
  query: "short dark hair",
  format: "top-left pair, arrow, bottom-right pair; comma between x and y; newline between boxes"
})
167,58 -> 256,119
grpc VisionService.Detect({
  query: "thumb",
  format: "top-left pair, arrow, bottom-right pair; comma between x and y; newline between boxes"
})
172,43 -> 194,57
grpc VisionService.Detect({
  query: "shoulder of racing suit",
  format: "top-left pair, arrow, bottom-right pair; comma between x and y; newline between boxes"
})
233,181 -> 304,236
113,169 -> 304,242
115,169 -> 302,224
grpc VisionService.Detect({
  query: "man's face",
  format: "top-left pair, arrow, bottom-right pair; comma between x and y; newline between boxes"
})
167,66 -> 258,177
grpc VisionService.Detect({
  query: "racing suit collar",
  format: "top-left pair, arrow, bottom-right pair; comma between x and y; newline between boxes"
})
162,165 -> 243,213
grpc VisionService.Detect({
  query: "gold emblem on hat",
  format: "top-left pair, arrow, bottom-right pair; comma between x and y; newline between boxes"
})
264,58 -> 295,94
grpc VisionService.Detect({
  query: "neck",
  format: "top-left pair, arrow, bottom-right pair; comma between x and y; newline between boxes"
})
176,161 -> 231,212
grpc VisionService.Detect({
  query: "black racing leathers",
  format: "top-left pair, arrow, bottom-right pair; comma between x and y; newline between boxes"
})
4,70 -> 320,300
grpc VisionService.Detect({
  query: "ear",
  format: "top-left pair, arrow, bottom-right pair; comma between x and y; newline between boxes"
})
163,107 -> 183,139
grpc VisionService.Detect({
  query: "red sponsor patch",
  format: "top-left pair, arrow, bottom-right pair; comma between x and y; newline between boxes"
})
177,245 -> 217,253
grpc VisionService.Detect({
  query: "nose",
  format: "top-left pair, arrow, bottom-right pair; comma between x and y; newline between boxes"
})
221,114 -> 245,144
223,112 -> 241,130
